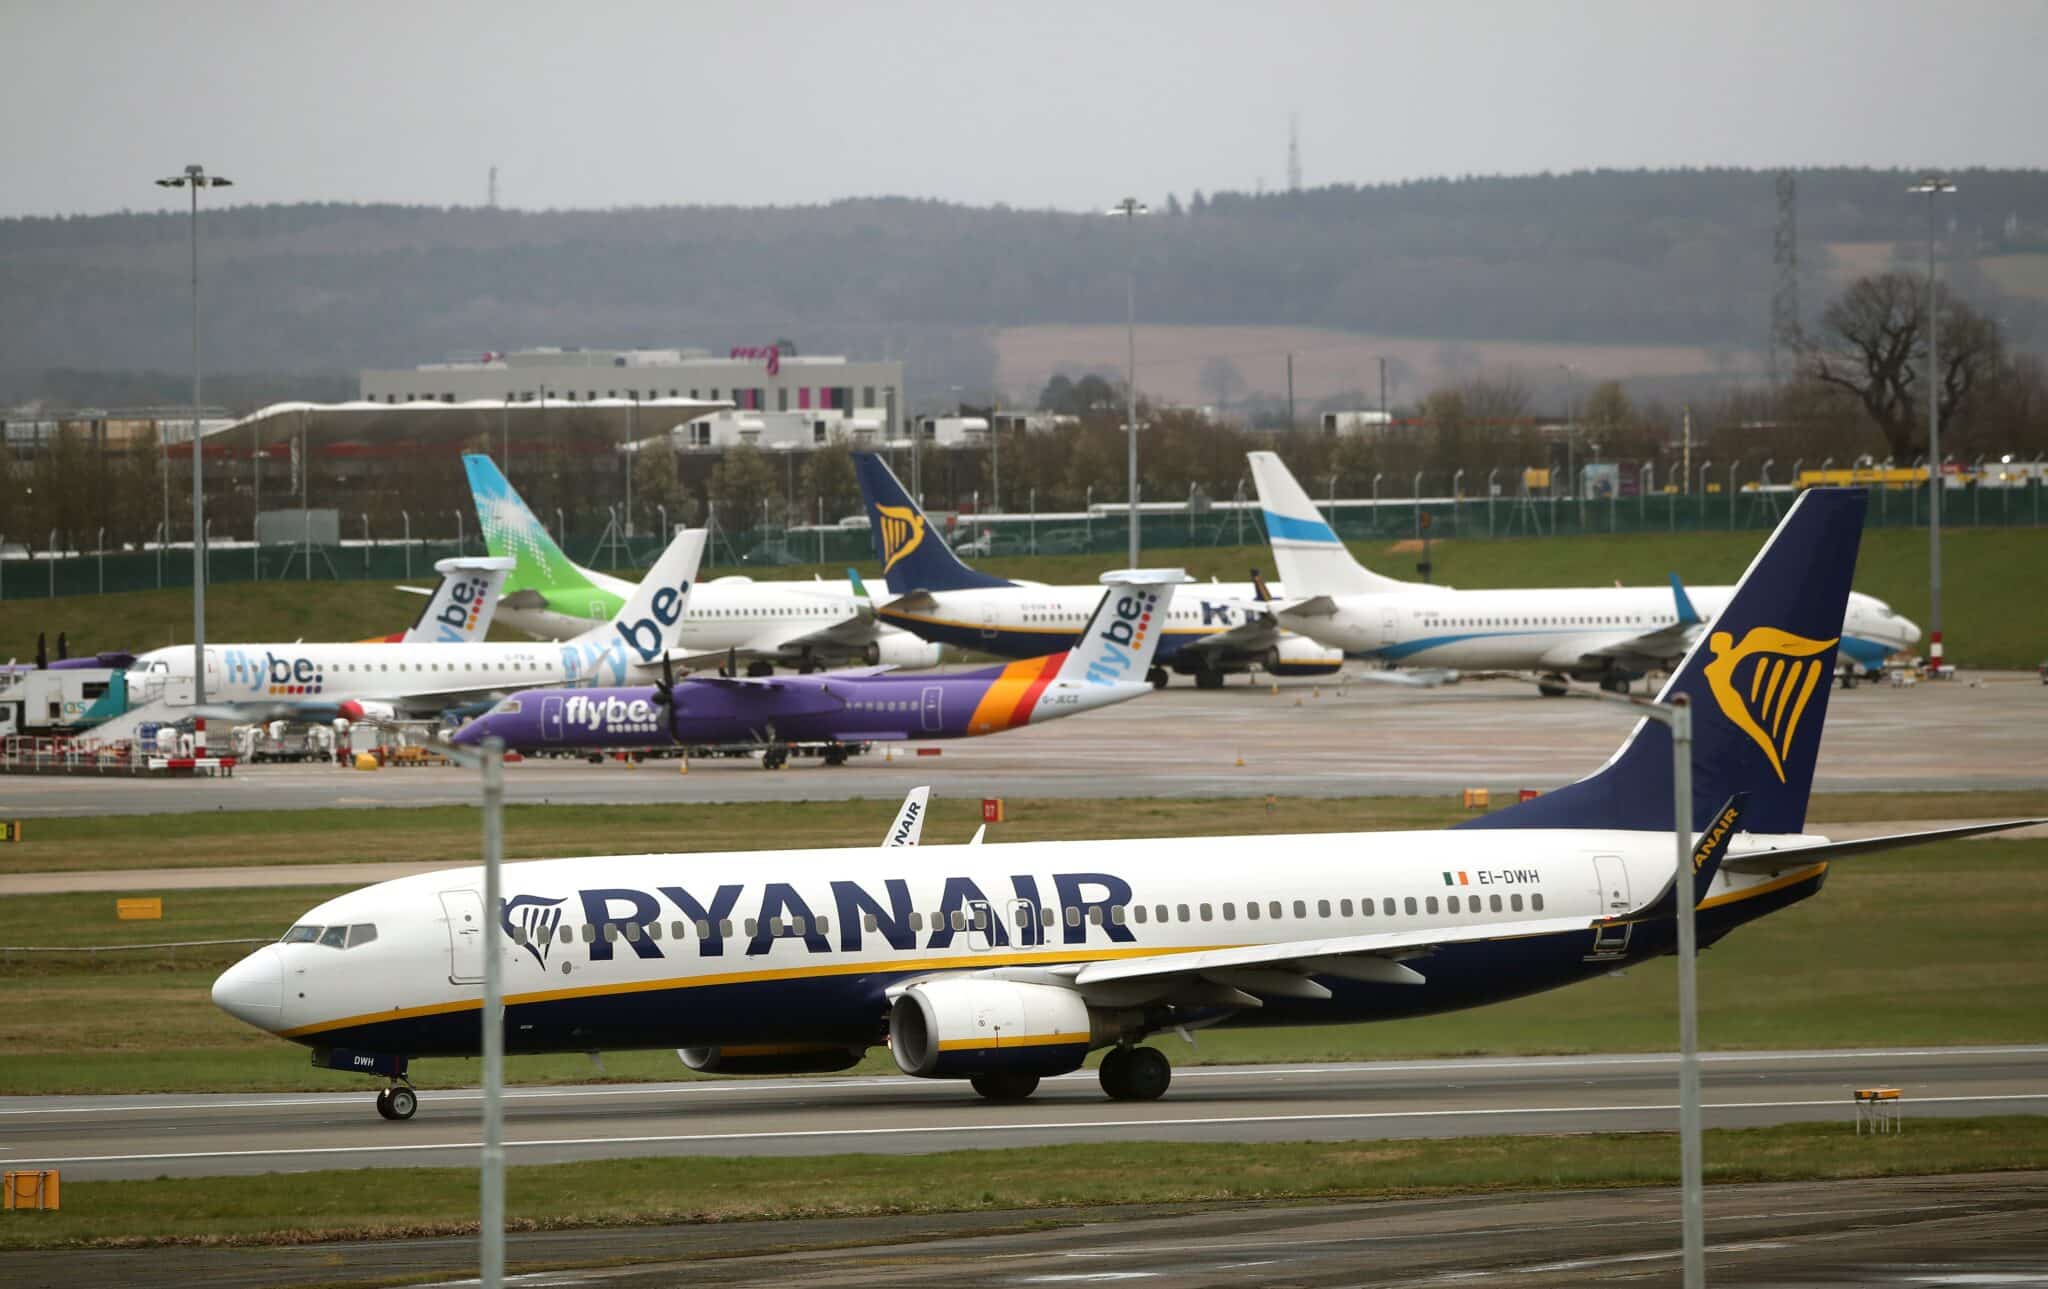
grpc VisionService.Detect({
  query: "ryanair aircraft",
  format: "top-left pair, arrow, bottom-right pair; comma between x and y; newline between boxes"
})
212,491 -> 2035,1117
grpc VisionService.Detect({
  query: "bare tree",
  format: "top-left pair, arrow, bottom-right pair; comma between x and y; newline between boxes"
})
1800,272 -> 2005,461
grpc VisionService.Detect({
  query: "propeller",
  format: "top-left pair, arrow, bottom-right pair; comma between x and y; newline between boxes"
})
652,651 -> 681,743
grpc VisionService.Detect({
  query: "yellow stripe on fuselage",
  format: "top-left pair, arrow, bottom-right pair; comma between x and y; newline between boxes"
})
937,1031 -> 1091,1052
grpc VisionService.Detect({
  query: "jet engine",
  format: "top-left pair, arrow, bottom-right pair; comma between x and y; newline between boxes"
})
336,699 -> 398,724
677,1043 -> 865,1075
888,978 -> 1110,1079
1263,636 -> 1345,677
866,630 -> 943,670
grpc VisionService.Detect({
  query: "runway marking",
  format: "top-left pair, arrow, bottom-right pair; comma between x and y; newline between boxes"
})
6,1046 -> 2041,1117
7,1093 -> 2045,1170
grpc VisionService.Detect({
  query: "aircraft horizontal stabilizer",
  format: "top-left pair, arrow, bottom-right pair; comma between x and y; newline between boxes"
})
1722,817 -> 2047,876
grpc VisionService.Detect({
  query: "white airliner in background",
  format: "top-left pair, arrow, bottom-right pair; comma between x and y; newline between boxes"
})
123,529 -> 704,726
463,455 -> 939,675
851,452 -> 1342,687
211,490 -> 2035,1117
1247,451 -> 1922,692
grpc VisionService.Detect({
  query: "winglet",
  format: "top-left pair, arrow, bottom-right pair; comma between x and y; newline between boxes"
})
1669,573 -> 1701,627
1603,792 -> 1748,924
1250,568 -> 1275,603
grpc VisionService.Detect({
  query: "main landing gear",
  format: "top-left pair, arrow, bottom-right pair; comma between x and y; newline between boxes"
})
1098,1045 -> 1171,1101
1537,674 -> 1570,697
970,1071 -> 1041,1101
374,1081 -> 418,1121
1146,665 -> 1170,690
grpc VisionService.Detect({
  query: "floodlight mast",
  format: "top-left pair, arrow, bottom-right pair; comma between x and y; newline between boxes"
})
154,165 -> 233,707
1907,176 -> 1955,673
1107,197 -> 1148,565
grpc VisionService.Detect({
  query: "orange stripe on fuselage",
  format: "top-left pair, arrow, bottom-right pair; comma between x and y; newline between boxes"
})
1006,652 -> 1067,727
965,654 -> 1062,734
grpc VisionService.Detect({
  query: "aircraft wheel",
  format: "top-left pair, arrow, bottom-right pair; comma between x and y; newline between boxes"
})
823,745 -> 848,767
375,1088 -> 394,1120
382,1085 -> 418,1120
1146,666 -> 1169,690
1537,676 -> 1569,697
1121,1047 -> 1171,1101
1193,668 -> 1225,691
1599,674 -> 1630,694
970,1071 -> 1040,1101
747,660 -> 775,678
1098,1047 -> 1131,1098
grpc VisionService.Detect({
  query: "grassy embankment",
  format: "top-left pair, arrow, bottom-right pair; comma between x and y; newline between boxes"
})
3,794 -> 2042,1094
2,1118 -> 2043,1251
9,525 -> 2045,667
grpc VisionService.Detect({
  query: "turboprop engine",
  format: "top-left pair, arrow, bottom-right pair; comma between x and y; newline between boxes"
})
888,978 -> 1119,1079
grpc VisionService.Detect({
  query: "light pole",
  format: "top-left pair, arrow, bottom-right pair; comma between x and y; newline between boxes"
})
155,163 -> 231,705
453,510 -> 465,556
1108,197 -> 1148,565
1909,175 -> 1955,672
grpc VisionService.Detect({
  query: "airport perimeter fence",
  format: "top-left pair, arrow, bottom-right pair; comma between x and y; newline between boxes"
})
3,479 -> 2045,602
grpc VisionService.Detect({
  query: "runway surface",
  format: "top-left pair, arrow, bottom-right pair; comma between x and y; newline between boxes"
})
4,671 -> 2043,817
5,1171 -> 2047,1289
5,1046 -> 2042,1183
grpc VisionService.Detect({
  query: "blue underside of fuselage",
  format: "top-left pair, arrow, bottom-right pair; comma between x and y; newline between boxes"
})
299,869 -> 1823,1061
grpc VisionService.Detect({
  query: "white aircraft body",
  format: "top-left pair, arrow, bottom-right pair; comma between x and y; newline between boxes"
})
851,452 -> 1341,687
211,490 -> 2035,1115
127,530 -> 705,725
1247,451 -> 1921,691
463,455 -> 939,675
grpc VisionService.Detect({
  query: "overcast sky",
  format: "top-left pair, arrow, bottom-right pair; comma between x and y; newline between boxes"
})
4,0 -> 2043,218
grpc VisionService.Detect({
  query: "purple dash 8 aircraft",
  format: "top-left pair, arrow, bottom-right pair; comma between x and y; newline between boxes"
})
1248,451 -> 1922,691
449,570 -> 1182,767
210,490 -> 2038,1117
122,530 -> 705,727
851,452 -> 1341,687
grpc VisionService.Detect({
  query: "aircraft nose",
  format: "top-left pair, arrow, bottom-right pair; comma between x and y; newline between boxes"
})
448,717 -> 486,747
1898,616 -> 1923,647
212,945 -> 284,1032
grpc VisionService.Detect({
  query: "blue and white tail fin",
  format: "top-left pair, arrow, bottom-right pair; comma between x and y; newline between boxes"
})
1051,569 -> 1185,686
558,529 -> 706,683
462,453 -> 600,599
1458,488 -> 1867,836
1246,451 -> 1412,597
851,452 -> 1012,593
400,557 -> 514,644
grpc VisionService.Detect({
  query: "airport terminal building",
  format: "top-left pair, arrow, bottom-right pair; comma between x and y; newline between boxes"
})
359,347 -> 904,451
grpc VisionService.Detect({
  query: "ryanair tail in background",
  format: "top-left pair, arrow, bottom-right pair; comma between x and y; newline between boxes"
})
1246,450 -> 1417,597
462,453 -> 601,601
1458,488 -> 1868,837
851,452 -> 1013,594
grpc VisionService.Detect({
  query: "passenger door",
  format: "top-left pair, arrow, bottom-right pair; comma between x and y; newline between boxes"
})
1586,854 -> 1633,959
920,685 -> 943,731
439,889 -> 485,984
541,695 -> 564,742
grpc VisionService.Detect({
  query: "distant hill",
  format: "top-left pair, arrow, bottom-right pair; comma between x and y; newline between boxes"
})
4,168 -> 2045,407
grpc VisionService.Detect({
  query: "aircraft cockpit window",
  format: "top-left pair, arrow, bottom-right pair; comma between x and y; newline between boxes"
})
318,925 -> 349,949
282,924 -> 322,944
494,699 -> 522,716
346,923 -> 378,948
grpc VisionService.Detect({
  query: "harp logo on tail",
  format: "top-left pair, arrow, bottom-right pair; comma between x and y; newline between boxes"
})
1703,627 -> 1839,783
876,504 -> 926,574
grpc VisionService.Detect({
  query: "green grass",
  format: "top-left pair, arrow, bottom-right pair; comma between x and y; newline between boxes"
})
4,835 -> 2044,1094
12,525 -> 2045,667
3,1117 -> 2042,1251
14,790 -> 2046,876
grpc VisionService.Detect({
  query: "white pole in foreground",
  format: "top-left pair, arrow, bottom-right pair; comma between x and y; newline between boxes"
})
1668,698 -> 1703,1289
479,736 -> 506,1289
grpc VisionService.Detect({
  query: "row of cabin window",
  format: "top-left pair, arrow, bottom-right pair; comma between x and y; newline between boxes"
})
1428,614 -> 1671,628
523,890 -> 1547,947
326,660 -> 546,673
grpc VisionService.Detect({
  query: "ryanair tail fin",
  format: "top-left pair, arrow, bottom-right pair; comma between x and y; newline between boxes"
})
1246,451 -> 1413,597
850,452 -> 1012,594
1458,489 -> 1867,836
463,453 -> 599,599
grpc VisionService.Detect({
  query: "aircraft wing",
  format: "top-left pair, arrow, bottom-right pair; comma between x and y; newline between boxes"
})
1271,594 -> 1341,619
1572,621 -> 1700,670
1175,613 -> 1285,656
772,615 -> 884,653
1721,817 -> 2048,876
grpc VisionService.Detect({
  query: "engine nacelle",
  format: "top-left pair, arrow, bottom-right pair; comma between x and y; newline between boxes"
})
868,630 -> 943,670
677,1043 -> 865,1075
889,978 -> 1103,1079
336,699 -> 397,724
1264,635 -> 1345,677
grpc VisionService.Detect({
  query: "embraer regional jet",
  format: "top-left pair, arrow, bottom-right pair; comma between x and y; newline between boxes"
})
212,490 -> 2035,1116
128,529 -> 704,726
1248,451 -> 1922,691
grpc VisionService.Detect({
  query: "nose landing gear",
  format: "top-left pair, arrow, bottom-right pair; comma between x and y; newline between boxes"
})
375,1082 -> 419,1121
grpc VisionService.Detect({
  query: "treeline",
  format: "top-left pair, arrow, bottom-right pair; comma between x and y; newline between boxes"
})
5,169 -> 2048,407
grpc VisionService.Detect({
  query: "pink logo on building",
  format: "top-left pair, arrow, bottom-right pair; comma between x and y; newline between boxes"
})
731,345 -> 781,377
